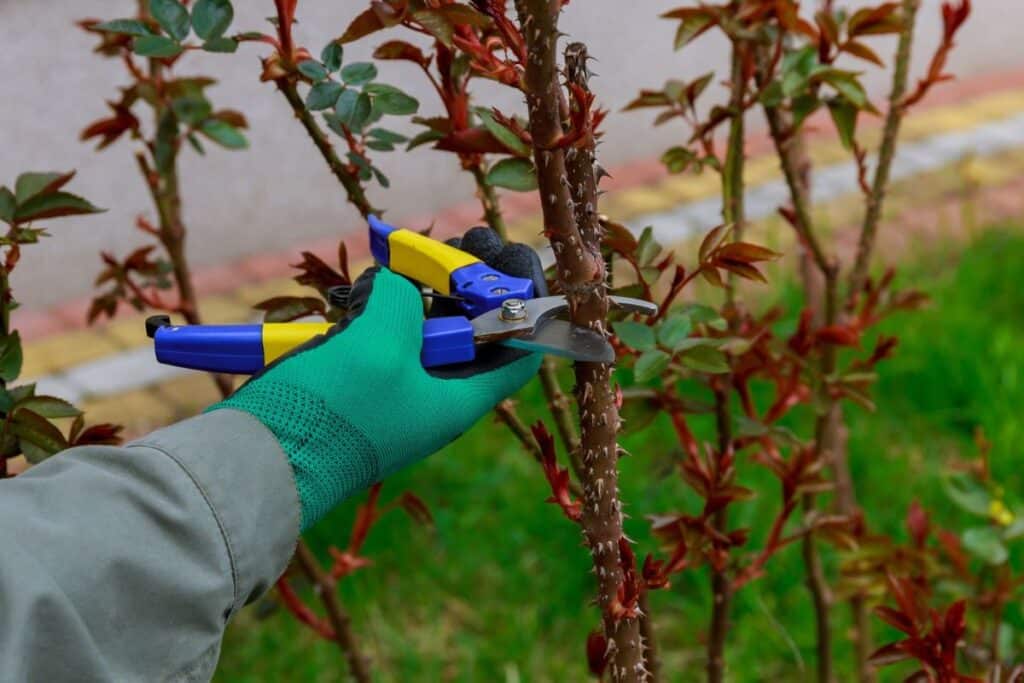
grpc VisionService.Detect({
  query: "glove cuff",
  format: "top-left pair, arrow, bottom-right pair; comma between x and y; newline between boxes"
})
209,381 -> 379,529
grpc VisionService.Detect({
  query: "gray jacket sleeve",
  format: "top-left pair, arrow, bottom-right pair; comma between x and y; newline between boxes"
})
0,409 -> 300,683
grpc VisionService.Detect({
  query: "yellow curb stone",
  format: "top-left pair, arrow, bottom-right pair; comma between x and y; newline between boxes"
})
233,276 -> 310,308
21,329 -> 125,379
18,87 -> 1024,413
79,387 -> 179,436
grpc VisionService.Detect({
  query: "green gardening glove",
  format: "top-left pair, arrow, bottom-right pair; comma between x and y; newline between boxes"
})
210,228 -> 544,529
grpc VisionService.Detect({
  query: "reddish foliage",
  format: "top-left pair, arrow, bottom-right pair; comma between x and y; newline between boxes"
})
902,1 -> 972,109
531,421 -> 582,522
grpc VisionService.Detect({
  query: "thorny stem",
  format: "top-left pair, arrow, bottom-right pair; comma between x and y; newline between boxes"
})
845,7 -> 920,679
515,6 -> 645,678
135,57 -> 234,398
638,589 -> 661,683
761,106 -> 829,277
708,388 -> 733,683
469,163 -> 582,491
847,0 -> 920,301
762,60 -> 838,683
294,541 -> 372,683
275,78 -> 376,218
805,272 -> 840,683
539,356 -> 582,468
707,43 -> 747,683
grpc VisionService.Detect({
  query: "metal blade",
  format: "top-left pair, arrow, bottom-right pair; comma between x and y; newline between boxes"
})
609,295 -> 659,317
500,319 -> 614,363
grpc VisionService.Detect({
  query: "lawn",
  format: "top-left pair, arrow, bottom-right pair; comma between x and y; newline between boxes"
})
215,226 -> 1024,682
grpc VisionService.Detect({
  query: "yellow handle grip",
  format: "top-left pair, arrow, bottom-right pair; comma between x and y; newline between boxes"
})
262,322 -> 333,364
388,229 -> 479,295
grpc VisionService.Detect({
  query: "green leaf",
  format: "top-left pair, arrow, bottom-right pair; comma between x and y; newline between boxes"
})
133,35 -> 183,58
476,108 -> 529,155
759,81 -> 784,108
154,109 -> 178,173
341,62 -> 378,85
637,226 -> 661,267
171,95 -> 212,126
321,41 -> 344,72
93,19 -> 155,37
10,409 -> 68,465
821,69 -> 871,110
828,98 -> 858,151
150,0 -> 191,41
364,83 -> 419,116
661,146 -> 697,174
614,321 -> 656,351
673,15 -> 712,50
0,332 -> 22,382
485,158 -> 537,192
14,192 -> 104,222
187,132 -> 205,155
15,396 -> 82,419
679,302 -> 727,331
962,527 -> 1008,565
412,9 -> 455,47
658,314 -> 693,350
15,172 -> 72,204
335,90 -> 372,132
943,472 -> 992,516
199,119 -> 248,149
0,187 -> 14,224
298,60 -> 329,82
191,0 -> 233,40
202,37 -> 238,53
368,128 -> 408,144
407,128 -> 445,150
792,93 -> 821,130
680,345 -> 730,373
306,82 -> 343,111
635,350 -> 670,382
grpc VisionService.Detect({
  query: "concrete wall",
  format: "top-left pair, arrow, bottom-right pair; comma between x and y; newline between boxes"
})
1,0 -> 1021,308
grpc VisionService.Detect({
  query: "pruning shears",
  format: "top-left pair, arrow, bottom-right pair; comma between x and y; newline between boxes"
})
145,216 -> 657,372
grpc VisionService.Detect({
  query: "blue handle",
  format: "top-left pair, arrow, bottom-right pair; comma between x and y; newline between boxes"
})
152,318 -> 476,373
154,323 -> 265,373
368,216 -> 534,317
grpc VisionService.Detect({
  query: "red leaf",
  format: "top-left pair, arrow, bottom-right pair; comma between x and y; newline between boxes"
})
905,500 -> 930,549
585,630 -> 608,677
815,325 -> 861,347
373,40 -> 431,67
531,422 -> 582,522
874,605 -> 916,635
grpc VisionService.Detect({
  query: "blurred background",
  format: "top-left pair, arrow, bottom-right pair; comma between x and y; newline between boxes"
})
0,1 -> 1019,308
4,1 -> 1024,681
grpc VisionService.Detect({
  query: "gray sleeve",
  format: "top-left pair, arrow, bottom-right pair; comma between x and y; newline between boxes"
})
0,409 -> 300,683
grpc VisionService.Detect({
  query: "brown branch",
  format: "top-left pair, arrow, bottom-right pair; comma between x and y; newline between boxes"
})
638,589 -> 661,683
761,107 -> 829,277
469,163 -> 508,239
759,43 -> 839,683
539,357 -> 581,464
515,7 -> 645,679
275,78 -> 376,218
493,399 -> 584,499
293,541 -> 372,683
847,0 -> 920,302
706,44 -> 747,683
134,149 -> 233,398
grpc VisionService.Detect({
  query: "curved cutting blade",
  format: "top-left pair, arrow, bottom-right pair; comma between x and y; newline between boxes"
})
500,319 -> 614,363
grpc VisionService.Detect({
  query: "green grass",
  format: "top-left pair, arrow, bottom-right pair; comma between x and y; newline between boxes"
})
215,226 -> 1024,682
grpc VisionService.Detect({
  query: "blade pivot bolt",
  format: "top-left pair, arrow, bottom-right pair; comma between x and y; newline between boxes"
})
499,298 -> 528,322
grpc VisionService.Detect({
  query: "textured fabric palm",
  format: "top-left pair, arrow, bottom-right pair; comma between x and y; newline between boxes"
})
210,231 -> 543,529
